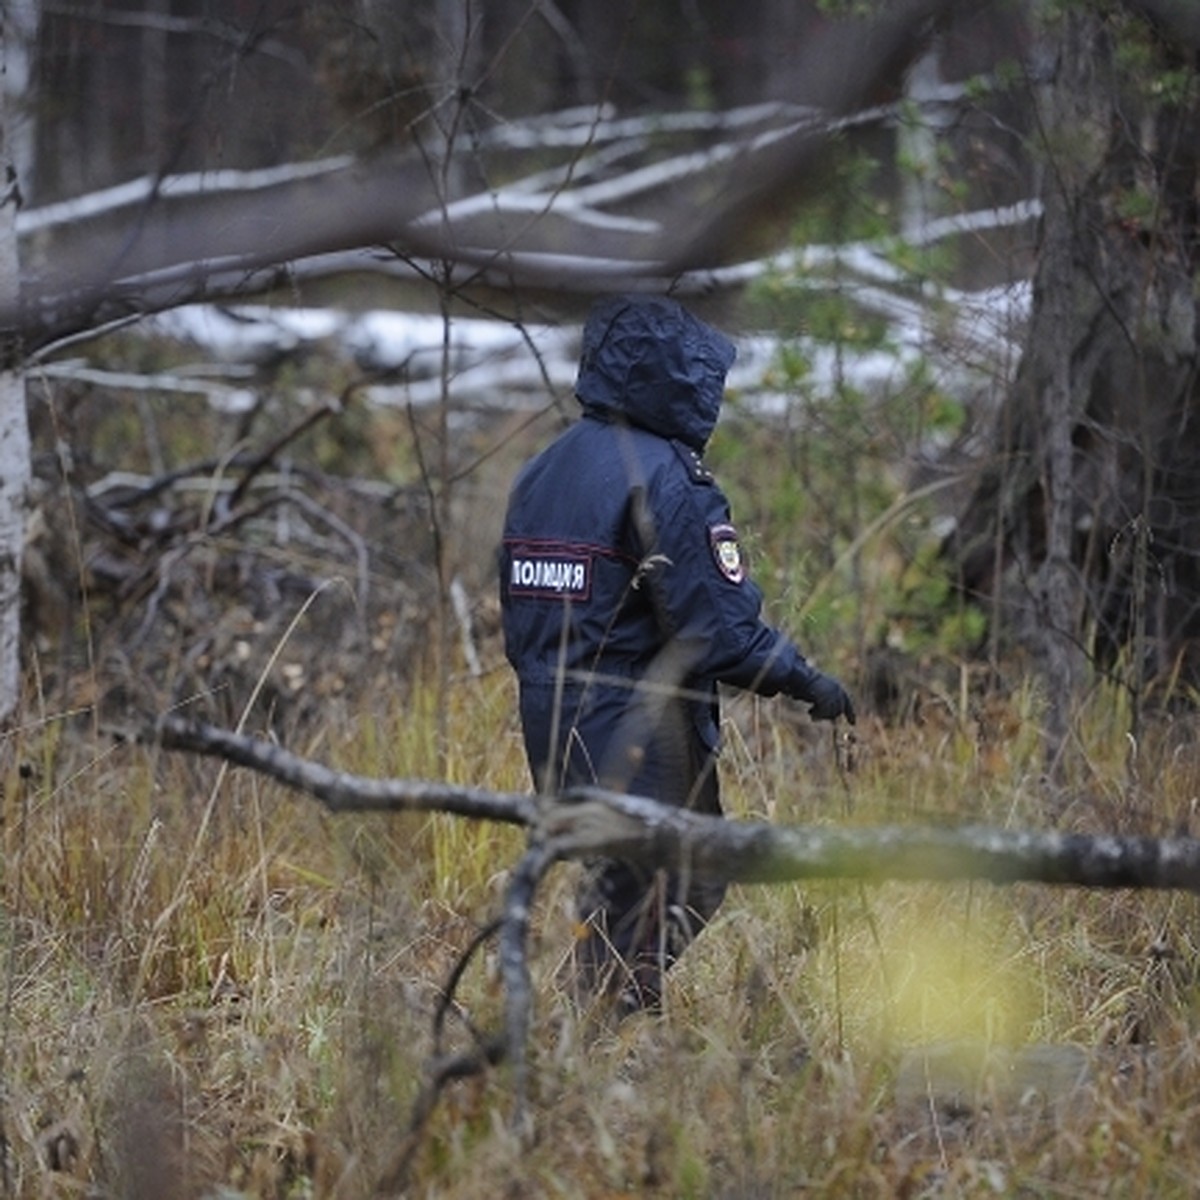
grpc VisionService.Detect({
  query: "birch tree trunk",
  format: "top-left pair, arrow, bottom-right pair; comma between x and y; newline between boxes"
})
0,8 -> 32,723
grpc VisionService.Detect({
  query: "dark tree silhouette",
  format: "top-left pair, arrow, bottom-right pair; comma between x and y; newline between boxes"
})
948,4 -> 1200,761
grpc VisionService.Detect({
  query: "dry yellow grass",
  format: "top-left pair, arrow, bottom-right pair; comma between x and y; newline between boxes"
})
1,669 -> 1198,1198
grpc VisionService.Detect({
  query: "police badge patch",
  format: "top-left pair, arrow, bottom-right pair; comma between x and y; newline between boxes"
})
709,523 -> 745,583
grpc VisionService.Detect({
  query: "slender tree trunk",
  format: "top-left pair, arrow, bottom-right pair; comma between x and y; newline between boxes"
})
1024,8 -> 1100,763
0,9 -> 31,723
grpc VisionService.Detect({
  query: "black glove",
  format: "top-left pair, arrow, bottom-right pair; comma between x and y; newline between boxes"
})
802,670 -> 856,724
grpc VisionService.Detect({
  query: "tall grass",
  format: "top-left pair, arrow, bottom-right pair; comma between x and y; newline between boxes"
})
1,666 -> 1198,1198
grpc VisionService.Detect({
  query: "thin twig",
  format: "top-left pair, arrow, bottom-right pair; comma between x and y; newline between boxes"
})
498,840 -> 560,1136
375,1035 -> 507,1197
222,399 -> 342,517
432,916 -> 504,1055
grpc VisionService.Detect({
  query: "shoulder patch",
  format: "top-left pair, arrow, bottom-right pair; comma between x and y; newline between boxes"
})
506,541 -> 593,600
709,523 -> 745,584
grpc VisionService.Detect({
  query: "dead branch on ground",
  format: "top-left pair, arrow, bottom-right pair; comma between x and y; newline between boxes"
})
151,715 -> 1200,894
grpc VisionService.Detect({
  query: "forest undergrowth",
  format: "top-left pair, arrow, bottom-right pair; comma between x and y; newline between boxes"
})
2,667 -> 1199,1198
12,317 -> 1200,1196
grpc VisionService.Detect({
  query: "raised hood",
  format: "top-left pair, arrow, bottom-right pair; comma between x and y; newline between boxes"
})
574,295 -> 737,451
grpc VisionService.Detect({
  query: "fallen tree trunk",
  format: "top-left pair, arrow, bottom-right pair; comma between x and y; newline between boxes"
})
153,715 -> 1200,894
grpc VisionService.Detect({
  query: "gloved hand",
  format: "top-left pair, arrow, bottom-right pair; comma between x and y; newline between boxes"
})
802,670 -> 856,724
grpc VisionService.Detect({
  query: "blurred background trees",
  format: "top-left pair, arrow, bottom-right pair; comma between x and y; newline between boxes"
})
4,0 -> 1198,766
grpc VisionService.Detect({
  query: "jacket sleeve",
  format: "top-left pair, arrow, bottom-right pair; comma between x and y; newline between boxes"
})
635,455 -> 825,700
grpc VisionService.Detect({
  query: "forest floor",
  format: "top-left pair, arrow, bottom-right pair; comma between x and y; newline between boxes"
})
4,667 -> 1199,1198
11,321 -> 1200,1197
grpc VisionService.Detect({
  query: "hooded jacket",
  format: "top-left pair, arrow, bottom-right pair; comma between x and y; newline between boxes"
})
500,294 -> 826,799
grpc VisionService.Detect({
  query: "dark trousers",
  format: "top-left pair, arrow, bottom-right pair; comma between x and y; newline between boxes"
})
572,706 -> 727,1012
522,680 -> 727,1012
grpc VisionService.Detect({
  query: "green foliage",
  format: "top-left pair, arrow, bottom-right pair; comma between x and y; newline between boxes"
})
683,65 -> 716,113
885,539 -> 988,656
729,145 -> 976,674
884,232 -> 958,282
1114,182 -> 1159,226
1150,67 -> 1195,107
1112,7 -> 1199,107
966,58 -> 1022,100
789,148 -> 892,246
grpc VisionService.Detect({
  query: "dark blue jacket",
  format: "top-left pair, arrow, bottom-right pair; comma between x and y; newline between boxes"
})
500,295 -> 827,801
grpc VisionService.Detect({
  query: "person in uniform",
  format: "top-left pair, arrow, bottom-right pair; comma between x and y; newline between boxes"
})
499,294 -> 855,1014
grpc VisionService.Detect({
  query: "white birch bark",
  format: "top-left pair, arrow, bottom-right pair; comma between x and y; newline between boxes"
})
0,7 -> 32,723
898,44 -> 945,239
2,1 -> 37,193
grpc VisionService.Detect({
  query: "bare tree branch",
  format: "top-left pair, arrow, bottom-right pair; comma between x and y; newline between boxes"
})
220,397 -> 343,517
149,715 -> 539,826
15,153 -> 451,351
498,841 -> 558,1135
10,0 -> 1191,356
147,715 -> 1200,893
545,790 -> 1200,893
9,3 -> 972,352
659,0 -> 965,272
376,1033 -> 506,1197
